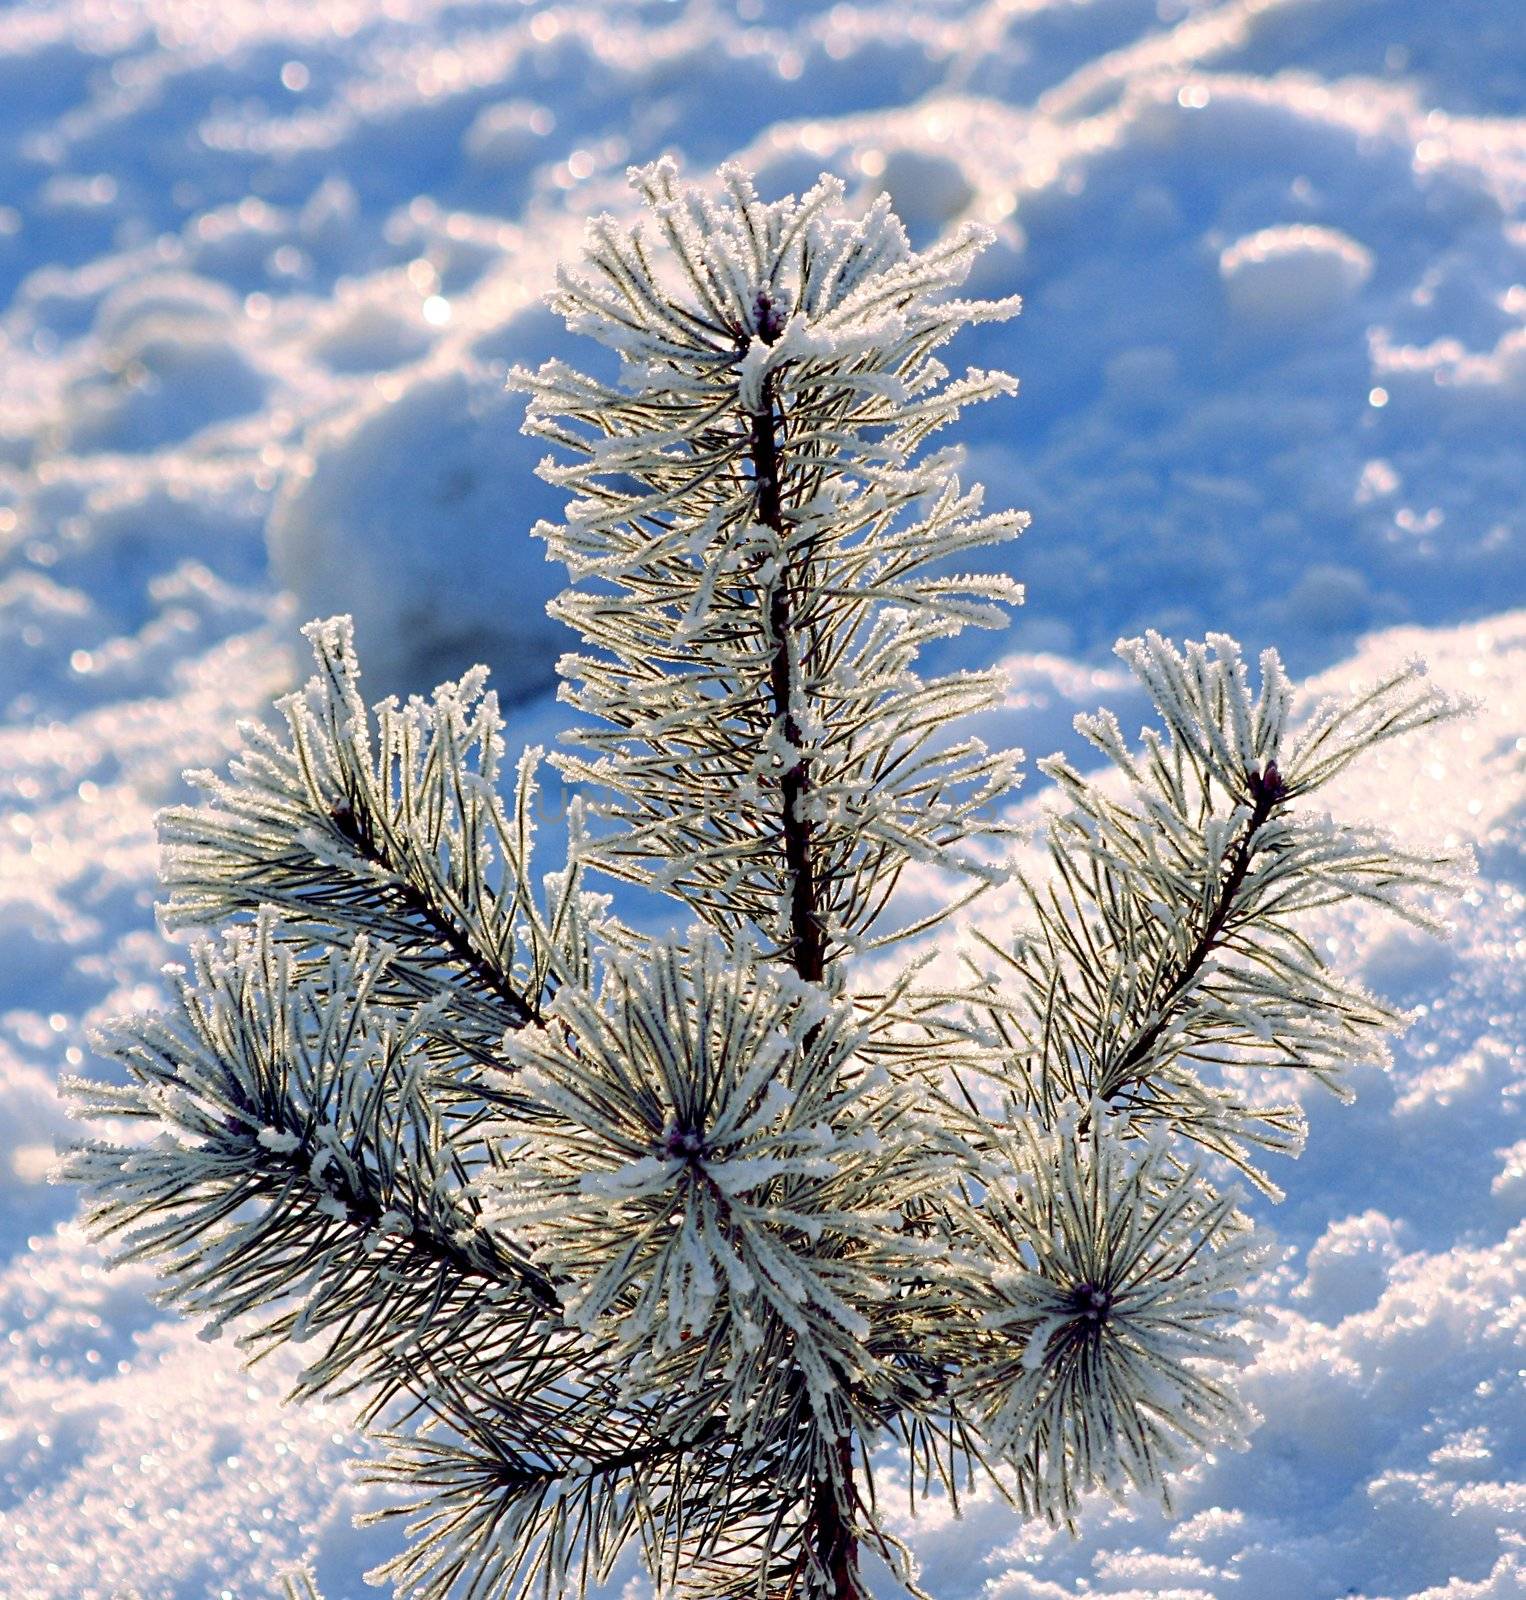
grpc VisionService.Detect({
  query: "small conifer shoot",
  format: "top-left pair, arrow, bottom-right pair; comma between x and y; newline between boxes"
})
65,162 -> 1465,1600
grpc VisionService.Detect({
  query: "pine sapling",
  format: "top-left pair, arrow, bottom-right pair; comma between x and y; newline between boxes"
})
65,161 -> 1466,1600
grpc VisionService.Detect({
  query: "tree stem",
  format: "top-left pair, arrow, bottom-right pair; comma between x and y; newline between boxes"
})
747,359 -> 857,1596
750,380 -> 827,984
1106,776 -> 1283,1093
810,1436 -> 859,1599
328,801 -> 540,1027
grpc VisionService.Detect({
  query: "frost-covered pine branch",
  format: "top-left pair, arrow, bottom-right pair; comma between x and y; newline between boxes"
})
518,161 -> 1027,972
966,631 -> 1463,1193
64,160 -> 1466,1600
159,616 -> 603,1054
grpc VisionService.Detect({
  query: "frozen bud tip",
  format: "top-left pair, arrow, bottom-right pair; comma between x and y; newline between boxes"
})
1246,761 -> 1287,807
662,1125 -> 706,1160
751,288 -> 786,345
1066,1280 -> 1113,1326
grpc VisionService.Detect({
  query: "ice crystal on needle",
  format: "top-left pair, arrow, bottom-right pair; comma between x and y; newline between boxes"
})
65,161 -> 1465,1600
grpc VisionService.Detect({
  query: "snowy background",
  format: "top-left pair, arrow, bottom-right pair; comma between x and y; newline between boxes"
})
0,1 -> 1522,1596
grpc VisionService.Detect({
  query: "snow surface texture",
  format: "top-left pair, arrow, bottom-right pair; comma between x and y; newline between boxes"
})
0,1 -> 1520,1597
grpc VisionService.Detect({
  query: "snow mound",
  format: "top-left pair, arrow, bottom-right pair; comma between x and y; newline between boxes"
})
91,273 -> 243,348
267,362 -> 568,700
871,147 -> 975,242
60,324 -> 266,456
307,293 -> 433,374
41,269 -> 268,455
1219,222 -> 1374,322
461,99 -> 556,169
1293,1209 -> 1407,1320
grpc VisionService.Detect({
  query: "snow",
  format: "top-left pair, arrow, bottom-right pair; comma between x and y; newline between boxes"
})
266,361 -> 570,700
0,1 -> 1520,1597
1218,223 -> 1374,322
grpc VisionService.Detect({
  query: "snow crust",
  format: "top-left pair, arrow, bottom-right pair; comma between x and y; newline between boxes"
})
0,1 -> 1520,1596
